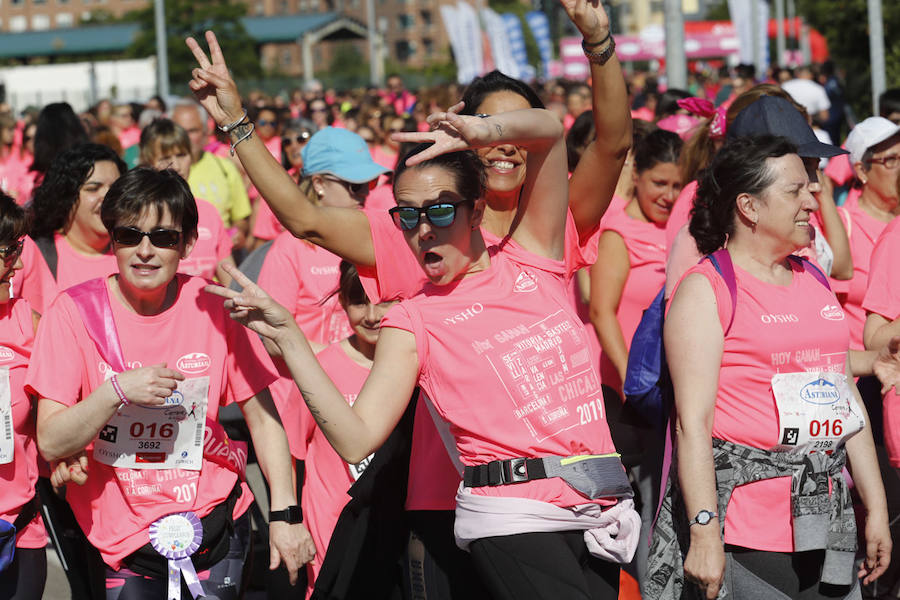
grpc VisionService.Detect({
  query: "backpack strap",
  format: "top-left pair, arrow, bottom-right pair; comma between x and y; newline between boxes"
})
32,235 -> 58,281
787,255 -> 832,291
704,248 -> 739,336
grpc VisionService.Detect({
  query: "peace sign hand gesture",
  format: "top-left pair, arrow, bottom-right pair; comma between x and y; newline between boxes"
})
391,103 -> 495,166
185,31 -> 245,127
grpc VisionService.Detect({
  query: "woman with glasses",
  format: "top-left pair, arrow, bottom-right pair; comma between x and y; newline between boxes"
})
16,143 -> 125,316
254,106 -> 282,161
306,99 -> 332,131
0,193 -> 46,600
209,106 -> 639,600
27,167 -> 312,599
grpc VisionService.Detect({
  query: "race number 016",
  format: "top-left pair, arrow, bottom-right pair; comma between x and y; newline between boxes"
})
809,419 -> 842,438
130,422 -> 175,439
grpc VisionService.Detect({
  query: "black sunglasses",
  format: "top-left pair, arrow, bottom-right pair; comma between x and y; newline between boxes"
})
257,119 -> 277,127
322,176 -> 371,196
0,239 -> 23,265
112,226 -> 182,248
282,133 -> 311,146
389,200 -> 473,231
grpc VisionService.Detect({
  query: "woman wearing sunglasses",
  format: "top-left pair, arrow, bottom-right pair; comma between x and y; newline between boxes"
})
16,143 -> 126,316
0,193 -> 47,600
210,105 -> 639,600
27,167 -> 312,599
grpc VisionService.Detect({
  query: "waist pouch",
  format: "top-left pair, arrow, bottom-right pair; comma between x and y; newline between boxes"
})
0,496 -> 39,572
122,484 -> 242,577
463,454 -> 634,500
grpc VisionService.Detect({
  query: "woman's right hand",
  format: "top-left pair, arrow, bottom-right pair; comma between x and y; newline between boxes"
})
115,364 -> 185,407
185,31 -> 245,127
683,533 -> 726,599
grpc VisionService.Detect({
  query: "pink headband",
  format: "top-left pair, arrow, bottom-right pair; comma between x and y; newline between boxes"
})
677,98 -> 727,140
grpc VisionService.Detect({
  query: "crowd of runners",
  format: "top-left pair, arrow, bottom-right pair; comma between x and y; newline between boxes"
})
1,2 -> 900,599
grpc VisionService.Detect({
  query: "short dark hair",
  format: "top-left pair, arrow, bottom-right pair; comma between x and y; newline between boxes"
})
0,192 -> 28,245
690,135 -> 797,255
879,88 -> 900,119
655,88 -> 692,120
634,129 -> 683,173
139,118 -> 191,165
30,143 -> 126,238
393,144 -> 485,205
101,167 -> 198,243
459,71 -> 544,116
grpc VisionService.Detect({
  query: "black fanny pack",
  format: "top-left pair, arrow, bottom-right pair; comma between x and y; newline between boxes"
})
122,483 -> 242,578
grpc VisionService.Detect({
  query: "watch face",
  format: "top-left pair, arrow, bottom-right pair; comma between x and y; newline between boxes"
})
697,511 -> 712,525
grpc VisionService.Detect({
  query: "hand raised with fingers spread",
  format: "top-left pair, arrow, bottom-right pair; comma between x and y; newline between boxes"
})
392,107 -> 495,166
185,31 -> 245,126
204,263 -> 299,348
559,0 -> 610,44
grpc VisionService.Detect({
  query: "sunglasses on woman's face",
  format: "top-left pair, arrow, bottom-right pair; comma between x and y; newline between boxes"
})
282,132 -> 311,146
112,226 -> 182,248
322,176 -> 372,197
388,199 -> 473,231
0,239 -> 24,265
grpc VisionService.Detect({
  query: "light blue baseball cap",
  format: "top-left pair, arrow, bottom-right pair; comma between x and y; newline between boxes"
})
300,127 -> 391,183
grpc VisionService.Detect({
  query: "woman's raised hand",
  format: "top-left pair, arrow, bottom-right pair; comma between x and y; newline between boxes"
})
558,0 -> 611,45
204,263 -> 300,350
185,31 -> 245,126
392,103 -> 495,166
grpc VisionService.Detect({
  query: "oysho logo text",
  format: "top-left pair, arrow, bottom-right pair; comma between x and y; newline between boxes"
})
443,303 -> 484,326
311,266 -> 339,276
760,313 -> 799,324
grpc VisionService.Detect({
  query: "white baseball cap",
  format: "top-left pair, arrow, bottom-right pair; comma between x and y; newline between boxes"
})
846,116 -> 900,165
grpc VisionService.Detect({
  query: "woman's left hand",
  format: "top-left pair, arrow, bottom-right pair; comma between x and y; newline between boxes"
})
558,0 -> 610,45
391,105 -> 494,165
859,511 -> 892,584
873,336 -> 900,394
269,521 -> 316,584
204,263 -> 299,350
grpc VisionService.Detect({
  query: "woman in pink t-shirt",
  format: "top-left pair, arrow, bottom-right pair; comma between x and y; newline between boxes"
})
16,143 -> 125,315
651,136 -> 890,599
28,168 -> 312,598
138,118 -> 236,285
209,108 -> 639,600
590,129 -> 683,393
0,195 -> 46,600
299,262 -> 396,596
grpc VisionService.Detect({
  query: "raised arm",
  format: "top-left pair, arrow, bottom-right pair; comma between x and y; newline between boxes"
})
397,106 -> 568,259
562,0 -> 632,240
186,32 -> 375,267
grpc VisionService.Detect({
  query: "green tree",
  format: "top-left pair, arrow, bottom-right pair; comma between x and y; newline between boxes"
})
126,0 -> 259,92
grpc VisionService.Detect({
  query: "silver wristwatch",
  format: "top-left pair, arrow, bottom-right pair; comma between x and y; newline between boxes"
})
688,509 -> 718,526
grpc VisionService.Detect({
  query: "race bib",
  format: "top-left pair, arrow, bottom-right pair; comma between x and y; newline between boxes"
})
772,372 -> 865,453
347,453 -> 374,482
0,368 -> 12,465
94,377 -> 210,470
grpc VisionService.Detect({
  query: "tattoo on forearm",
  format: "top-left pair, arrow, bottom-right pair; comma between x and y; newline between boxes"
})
230,122 -> 254,142
300,389 -> 328,425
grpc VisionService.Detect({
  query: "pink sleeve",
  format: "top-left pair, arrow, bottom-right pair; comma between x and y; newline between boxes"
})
667,261 -> 731,332
11,299 -> 34,354
863,222 -> 900,321
224,316 -> 278,404
665,181 -> 698,250
14,236 -> 56,315
24,295 -> 89,406
358,208 -> 425,303
664,224 -> 703,298
565,209 -> 599,275
252,201 -> 283,241
381,303 -> 426,379
824,152 -> 854,187
211,209 -> 233,261
258,235 -> 301,314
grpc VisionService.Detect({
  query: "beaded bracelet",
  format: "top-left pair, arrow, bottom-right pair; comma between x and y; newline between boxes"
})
110,374 -> 129,408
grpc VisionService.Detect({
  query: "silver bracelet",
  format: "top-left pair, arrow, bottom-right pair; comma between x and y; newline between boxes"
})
230,122 -> 255,156
219,109 -> 248,133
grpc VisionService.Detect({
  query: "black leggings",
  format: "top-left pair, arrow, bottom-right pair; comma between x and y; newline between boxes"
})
469,530 -> 620,600
0,546 -> 47,600
105,512 -> 251,600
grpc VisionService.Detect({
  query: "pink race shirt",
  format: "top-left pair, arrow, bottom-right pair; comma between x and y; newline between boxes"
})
383,245 -> 619,509
862,216 -> 900,465
14,234 -> 117,315
672,259 -> 849,551
301,343 -> 371,592
597,203 -> 667,388
179,199 -> 232,280
25,275 -> 276,568
665,180 -> 698,251
0,298 -> 46,549
827,190 -> 891,350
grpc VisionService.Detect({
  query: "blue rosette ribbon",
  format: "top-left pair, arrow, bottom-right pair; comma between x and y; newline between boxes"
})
149,512 -> 204,600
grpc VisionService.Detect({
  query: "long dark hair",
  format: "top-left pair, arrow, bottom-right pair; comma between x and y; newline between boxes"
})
30,143 -> 126,238
459,71 -> 544,115
30,103 -> 88,174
